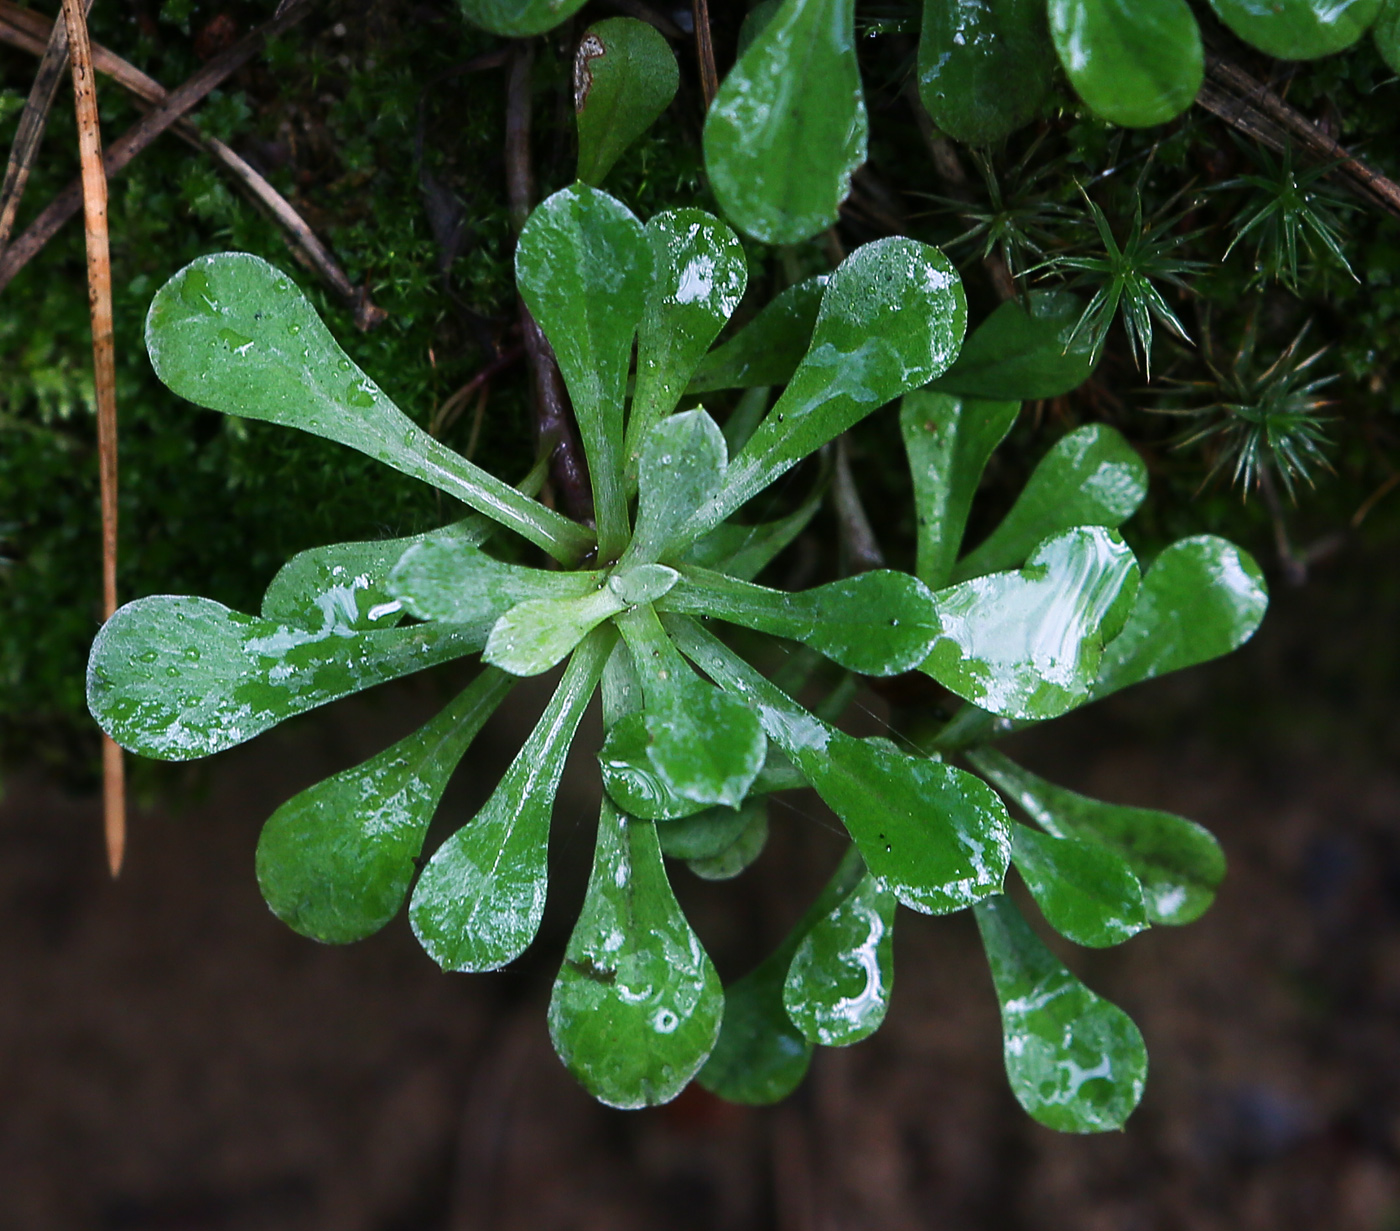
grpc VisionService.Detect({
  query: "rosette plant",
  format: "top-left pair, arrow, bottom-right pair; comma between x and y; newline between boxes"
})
87,171 -> 1267,1125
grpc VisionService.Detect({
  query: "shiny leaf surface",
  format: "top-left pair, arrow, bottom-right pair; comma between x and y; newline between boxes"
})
598,710 -> 709,821
516,185 -> 652,556
88,596 -> 489,761
625,410 -> 729,565
783,869 -> 896,1046
1092,536 -> 1268,698
699,848 -> 865,1103
661,567 -> 941,676
657,798 -> 763,860
687,804 -> 770,880
574,18 -> 679,187
628,212 -> 747,462
1206,0 -> 1381,59
549,798 -> 723,1108
1047,0 -> 1203,128
932,291 -> 1101,402
410,629 -> 612,972
975,894 -> 1148,1131
918,0 -> 1055,146
145,254 -> 590,563
1010,823 -> 1147,947
703,0 -> 866,244
617,605 -> 767,808
456,0 -> 588,36
484,585 -> 628,677
256,670 -> 512,944
693,238 -> 967,537
667,616 -> 1011,914
900,391 -> 1020,590
924,526 -> 1140,720
686,277 -> 827,394
953,425 -> 1148,581
970,748 -> 1225,925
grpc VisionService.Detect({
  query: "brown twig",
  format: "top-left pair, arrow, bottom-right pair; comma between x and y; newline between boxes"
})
59,0 -> 124,876
1197,50 -> 1400,219
505,41 -> 593,528
833,436 -> 884,574
0,0 -> 319,296
0,0 -> 92,253
692,0 -> 718,108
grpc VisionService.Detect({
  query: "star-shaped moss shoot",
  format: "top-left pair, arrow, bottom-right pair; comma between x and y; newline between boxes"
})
89,182 -> 1268,1124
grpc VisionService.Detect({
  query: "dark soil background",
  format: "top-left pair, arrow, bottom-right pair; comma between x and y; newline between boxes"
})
3,539 -> 1398,1231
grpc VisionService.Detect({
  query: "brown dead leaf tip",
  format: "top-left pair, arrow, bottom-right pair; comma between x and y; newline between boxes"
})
574,33 -> 606,113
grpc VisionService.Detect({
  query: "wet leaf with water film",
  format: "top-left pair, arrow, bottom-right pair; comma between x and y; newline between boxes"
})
410,629 -> 613,972
1009,823 -> 1148,947
918,0 -> 1055,147
87,596 -> 490,761
975,893 -> 1148,1132
923,526 -> 1140,721
952,424 -> 1147,581
666,616 -> 1011,915
145,253 -> 590,563
549,797 -> 723,1108
1047,0 -> 1203,128
628,212 -> 747,464
783,869 -> 896,1046
703,0 -> 866,244
1206,0 -> 1381,60
1092,535 -> 1268,698
574,18 -> 678,187
970,747 -> 1225,925
660,567 -> 941,676
256,669 -> 513,944
900,391 -> 1020,590
691,238 -> 967,537
625,410 -> 728,565
516,184 -> 652,556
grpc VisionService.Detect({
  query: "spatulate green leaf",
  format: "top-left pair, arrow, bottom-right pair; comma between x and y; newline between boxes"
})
598,710 -> 709,821
924,526 -> 1140,720
256,669 -> 513,944
624,410 -> 728,565
516,185 -> 652,556
410,628 -> 613,972
574,18 -> 679,187
686,276 -> 827,394
1092,536 -> 1268,698
88,596 -> 490,761
901,391 -> 1020,590
1206,0 -> 1381,59
703,0 -> 867,244
1377,0 -> 1400,71
456,0 -> 588,36
687,804 -> 770,880
952,424 -> 1147,581
616,605 -> 766,808
549,797 -> 723,1108
970,748 -> 1225,925
975,894 -> 1148,1131
657,798 -> 763,859
1047,0 -> 1203,128
699,848 -> 865,1103
932,291 -> 1101,402
783,869 -> 896,1046
628,212 -> 747,462
661,567 -> 941,676
145,254 -> 590,564
918,0 -> 1055,146
692,238 -> 967,537
1010,823 -> 1147,947
389,538 -> 604,625
666,616 -> 1011,914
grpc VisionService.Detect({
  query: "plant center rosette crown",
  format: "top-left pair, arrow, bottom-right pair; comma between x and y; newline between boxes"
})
87,180 -> 1268,1126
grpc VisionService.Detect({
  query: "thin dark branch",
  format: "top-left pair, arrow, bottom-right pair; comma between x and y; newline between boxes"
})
833,436 -> 885,573
692,0 -> 718,108
0,0 -> 91,253
0,0 -> 318,296
506,40 -> 593,529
